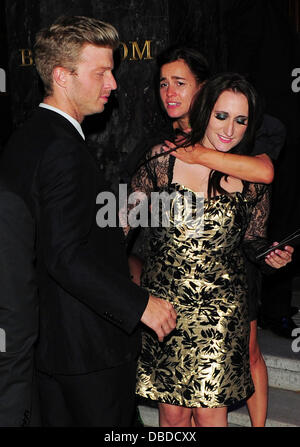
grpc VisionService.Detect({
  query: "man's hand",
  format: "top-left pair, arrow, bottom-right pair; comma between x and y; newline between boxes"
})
265,243 -> 294,268
141,295 -> 177,342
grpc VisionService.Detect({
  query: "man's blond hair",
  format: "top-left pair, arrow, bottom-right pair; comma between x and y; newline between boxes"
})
34,16 -> 119,95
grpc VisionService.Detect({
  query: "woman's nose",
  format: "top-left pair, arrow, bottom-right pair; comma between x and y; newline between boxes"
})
223,120 -> 234,137
166,86 -> 176,97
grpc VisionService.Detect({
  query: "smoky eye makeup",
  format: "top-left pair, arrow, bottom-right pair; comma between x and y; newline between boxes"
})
214,112 -> 228,120
214,111 -> 248,125
235,116 -> 248,125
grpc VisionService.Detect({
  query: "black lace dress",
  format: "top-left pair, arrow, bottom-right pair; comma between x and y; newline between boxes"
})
131,148 -> 271,408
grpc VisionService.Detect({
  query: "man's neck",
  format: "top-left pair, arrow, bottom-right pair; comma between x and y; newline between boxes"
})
43,95 -> 83,124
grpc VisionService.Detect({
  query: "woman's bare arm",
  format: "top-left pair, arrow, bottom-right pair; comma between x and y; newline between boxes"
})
165,141 -> 274,184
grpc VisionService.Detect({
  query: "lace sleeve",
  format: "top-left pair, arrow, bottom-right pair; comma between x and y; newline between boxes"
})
130,144 -> 171,193
242,184 -> 274,274
121,145 -> 170,235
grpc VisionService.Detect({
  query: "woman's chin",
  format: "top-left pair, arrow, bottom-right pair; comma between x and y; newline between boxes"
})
215,145 -> 234,153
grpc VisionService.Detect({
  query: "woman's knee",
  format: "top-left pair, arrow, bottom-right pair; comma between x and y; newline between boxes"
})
159,403 -> 191,426
193,407 -> 227,427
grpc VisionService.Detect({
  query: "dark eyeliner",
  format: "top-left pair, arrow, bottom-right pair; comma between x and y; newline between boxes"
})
215,112 -> 228,120
236,117 -> 248,125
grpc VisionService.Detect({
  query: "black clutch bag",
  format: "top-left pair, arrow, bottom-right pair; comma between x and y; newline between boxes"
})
256,228 -> 300,260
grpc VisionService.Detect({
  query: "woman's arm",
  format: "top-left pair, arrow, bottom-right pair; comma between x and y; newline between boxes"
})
164,141 -> 274,184
165,114 -> 286,185
243,185 -> 293,271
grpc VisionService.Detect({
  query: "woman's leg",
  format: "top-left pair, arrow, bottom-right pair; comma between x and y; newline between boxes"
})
246,319 -> 268,426
159,403 -> 228,427
192,407 -> 228,427
159,403 -> 193,427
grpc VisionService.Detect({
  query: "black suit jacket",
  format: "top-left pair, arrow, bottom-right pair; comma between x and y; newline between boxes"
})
0,107 -> 148,374
0,185 -> 38,426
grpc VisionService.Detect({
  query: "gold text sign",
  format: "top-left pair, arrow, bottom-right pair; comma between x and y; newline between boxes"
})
18,40 -> 154,67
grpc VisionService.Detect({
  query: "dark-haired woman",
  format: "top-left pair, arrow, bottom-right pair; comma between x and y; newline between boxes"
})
126,46 -> 279,187
131,73 -> 292,427
128,46 -> 291,427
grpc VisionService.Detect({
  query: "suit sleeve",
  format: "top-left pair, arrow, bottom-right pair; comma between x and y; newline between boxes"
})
38,138 -> 149,334
252,114 -> 286,160
0,191 -> 38,426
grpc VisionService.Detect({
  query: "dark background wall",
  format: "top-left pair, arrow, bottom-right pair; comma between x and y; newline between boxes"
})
0,0 -> 299,240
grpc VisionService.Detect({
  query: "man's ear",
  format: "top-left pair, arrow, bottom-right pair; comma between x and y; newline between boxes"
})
52,66 -> 69,88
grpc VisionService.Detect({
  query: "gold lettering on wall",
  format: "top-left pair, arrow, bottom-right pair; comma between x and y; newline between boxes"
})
18,40 -> 154,66
119,42 -> 129,60
19,49 -> 34,66
120,41 -> 154,60
128,40 -> 153,60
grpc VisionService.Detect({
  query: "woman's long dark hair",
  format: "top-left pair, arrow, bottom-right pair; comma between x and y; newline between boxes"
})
183,72 -> 263,198
133,46 -> 211,173
156,46 -> 211,85
155,46 -> 210,122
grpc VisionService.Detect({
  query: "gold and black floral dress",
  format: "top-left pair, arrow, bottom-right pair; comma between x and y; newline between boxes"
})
132,150 -> 270,408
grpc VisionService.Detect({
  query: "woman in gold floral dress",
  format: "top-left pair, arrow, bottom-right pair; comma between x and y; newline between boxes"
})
127,47 -> 294,427
131,73 -> 278,426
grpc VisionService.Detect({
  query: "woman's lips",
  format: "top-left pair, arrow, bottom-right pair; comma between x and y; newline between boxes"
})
218,134 -> 233,143
166,102 -> 180,108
